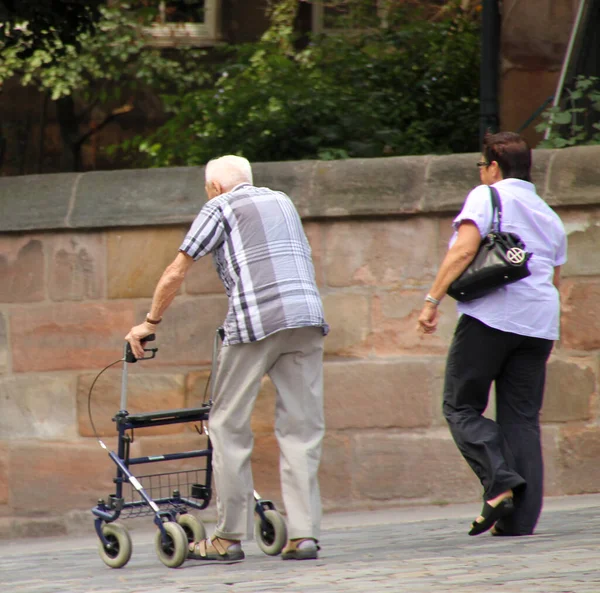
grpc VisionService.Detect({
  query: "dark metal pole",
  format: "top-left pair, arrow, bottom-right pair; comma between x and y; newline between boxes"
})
479,0 -> 501,145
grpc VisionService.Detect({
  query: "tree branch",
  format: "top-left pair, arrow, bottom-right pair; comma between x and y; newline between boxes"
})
74,102 -> 134,149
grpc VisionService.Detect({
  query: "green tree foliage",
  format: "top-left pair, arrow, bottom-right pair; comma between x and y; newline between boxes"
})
0,0 -> 103,56
1,3 -> 208,100
128,0 -> 481,166
1,0 -> 481,171
0,2 -> 209,170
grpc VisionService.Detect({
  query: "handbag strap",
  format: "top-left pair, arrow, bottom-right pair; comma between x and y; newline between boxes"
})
489,186 -> 503,233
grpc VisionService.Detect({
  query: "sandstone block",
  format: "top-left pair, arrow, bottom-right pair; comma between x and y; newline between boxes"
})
352,430 -> 481,503
107,227 -> 186,299
0,517 -> 67,539
48,232 -> 105,301
422,152 -> 483,213
559,279 -> 600,350
324,360 -> 434,430
0,313 -> 7,374
436,215 -> 456,260
10,302 -> 135,372
0,236 -> 44,302
368,291 -> 456,356
8,441 -> 118,514
136,297 -> 228,366
562,223 -> 600,277
70,167 -> 206,229
324,218 -> 438,289
77,372 -> 186,437
547,145 -> 600,207
542,424 -> 561,497
184,255 -> 225,295
307,156 -> 425,218
0,375 -> 77,439
319,432 -> 353,509
322,293 -> 370,357
557,426 -> 600,495
542,357 -> 594,422
0,172 -> 75,232
303,221 -> 325,288
185,370 -> 212,408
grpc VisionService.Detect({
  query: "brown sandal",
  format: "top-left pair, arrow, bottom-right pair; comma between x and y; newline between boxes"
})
281,538 -> 320,560
188,537 -> 245,562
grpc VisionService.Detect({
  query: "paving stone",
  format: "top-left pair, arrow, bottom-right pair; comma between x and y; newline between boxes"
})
3,497 -> 600,592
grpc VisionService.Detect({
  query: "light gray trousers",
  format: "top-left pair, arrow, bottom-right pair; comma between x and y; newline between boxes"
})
209,326 -> 325,541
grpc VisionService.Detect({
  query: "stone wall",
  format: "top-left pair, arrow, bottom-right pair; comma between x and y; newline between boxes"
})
1,146 -> 599,537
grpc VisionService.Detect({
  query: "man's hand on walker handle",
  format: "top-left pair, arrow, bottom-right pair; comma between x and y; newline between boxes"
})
417,301 -> 439,334
125,321 -> 157,359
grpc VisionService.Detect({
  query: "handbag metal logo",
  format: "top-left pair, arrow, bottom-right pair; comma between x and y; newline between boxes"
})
506,247 -> 526,264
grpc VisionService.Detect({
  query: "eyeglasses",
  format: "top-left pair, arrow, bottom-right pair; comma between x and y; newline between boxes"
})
476,160 -> 490,168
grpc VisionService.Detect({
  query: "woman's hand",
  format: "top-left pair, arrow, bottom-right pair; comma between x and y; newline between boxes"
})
417,302 -> 439,334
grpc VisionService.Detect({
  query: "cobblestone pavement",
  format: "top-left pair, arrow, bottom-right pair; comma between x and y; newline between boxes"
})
3,495 -> 600,593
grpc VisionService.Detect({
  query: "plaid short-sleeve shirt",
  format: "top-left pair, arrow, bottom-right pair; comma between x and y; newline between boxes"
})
180,183 -> 328,345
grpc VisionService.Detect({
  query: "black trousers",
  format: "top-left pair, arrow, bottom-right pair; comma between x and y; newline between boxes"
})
443,314 -> 554,535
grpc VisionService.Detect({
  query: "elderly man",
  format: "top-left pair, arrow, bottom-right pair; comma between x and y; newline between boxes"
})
126,155 -> 328,561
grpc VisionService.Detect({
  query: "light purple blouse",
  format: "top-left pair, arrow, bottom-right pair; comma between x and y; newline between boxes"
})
450,179 -> 567,340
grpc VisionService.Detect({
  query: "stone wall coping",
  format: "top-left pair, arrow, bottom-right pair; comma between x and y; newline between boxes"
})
1,145 -> 599,232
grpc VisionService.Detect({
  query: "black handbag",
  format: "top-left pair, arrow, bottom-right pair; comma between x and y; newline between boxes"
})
447,186 -> 532,303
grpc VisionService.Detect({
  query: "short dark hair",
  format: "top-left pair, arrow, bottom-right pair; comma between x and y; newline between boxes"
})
482,131 -> 532,182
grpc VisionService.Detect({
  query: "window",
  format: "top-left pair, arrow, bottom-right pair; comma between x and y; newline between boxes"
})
311,0 -> 390,34
140,0 -> 221,47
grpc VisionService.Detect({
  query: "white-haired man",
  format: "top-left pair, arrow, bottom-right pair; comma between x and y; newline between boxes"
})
126,155 -> 328,561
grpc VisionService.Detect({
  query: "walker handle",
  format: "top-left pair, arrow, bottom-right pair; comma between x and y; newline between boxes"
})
125,334 -> 158,363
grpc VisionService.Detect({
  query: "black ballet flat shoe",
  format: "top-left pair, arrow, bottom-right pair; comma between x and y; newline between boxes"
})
469,497 -> 514,536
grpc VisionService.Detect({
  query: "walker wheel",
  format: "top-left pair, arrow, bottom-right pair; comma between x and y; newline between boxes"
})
254,509 -> 288,556
98,522 -> 132,569
154,521 -> 188,568
177,513 -> 207,544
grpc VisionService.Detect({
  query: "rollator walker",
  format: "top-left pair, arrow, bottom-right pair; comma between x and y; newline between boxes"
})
91,329 -> 287,568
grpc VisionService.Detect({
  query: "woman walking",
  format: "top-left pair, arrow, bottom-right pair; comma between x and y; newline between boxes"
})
418,131 -> 567,536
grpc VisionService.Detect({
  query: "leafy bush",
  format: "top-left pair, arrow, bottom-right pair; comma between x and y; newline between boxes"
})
535,75 -> 600,148
125,1 -> 481,166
